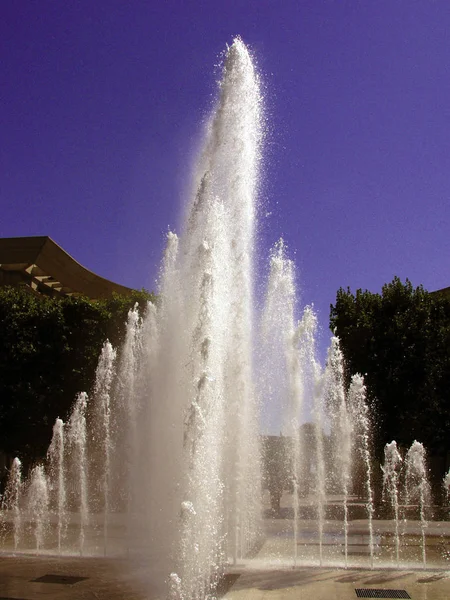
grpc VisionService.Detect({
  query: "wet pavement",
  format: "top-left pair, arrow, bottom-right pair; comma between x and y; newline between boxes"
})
0,553 -> 174,600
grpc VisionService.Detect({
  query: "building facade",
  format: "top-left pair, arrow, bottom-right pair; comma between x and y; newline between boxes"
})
0,236 -> 134,300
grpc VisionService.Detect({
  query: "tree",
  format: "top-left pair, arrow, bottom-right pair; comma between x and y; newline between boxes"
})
330,277 -> 450,460
0,286 -> 155,467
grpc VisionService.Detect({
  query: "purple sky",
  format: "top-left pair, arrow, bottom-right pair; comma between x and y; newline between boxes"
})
2,1 -> 450,354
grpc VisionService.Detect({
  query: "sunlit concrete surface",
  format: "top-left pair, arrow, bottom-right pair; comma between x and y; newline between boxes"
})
0,556 -> 449,600
226,568 -> 450,600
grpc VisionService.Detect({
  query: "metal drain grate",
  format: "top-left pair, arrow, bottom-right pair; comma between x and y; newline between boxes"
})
32,574 -> 88,585
355,591 -> 410,599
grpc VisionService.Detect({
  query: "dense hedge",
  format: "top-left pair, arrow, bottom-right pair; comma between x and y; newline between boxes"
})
0,285 -> 154,465
330,277 -> 450,461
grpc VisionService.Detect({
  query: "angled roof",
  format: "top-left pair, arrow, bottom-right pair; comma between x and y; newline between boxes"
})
433,286 -> 450,299
0,236 -> 134,299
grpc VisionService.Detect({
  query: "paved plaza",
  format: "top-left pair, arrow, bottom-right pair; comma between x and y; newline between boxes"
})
0,554 -> 449,600
0,555 -> 154,600
226,567 -> 450,600
1,500 -> 449,600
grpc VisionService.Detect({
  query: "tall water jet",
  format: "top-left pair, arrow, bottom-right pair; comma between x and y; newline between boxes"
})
211,37 -> 262,567
26,465 -> 49,553
2,457 -> 22,551
47,418 -> 66,554
66,392 -> 89,555
405,441 -> 431,566
162,36 -> 264,599
179,233 -> 227,599
348,374 -> 375,567
382,441 -> 403,566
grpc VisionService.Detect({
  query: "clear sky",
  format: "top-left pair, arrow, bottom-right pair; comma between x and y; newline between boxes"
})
1,1 -> 450,356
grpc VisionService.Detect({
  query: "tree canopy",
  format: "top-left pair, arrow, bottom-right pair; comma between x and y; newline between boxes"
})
0,286 -> 154,465
330,277 -> 450,459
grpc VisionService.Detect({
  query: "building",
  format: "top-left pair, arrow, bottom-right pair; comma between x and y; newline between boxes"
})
0,236 -> 134,300
433,286 -> 450,300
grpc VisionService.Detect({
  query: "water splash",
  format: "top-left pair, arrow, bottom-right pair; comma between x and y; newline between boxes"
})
405,441 -> 431,566
261,240 -> 296,433
292,307 -> 318,563
348,374 -> 375,567
325,337 -> 352,567
93,341 -> 117,556
171,37 -> 263,599
26,465 -> 49,553
115,304 -> 142,551
2,457 -> 22,550
444,469 -> 450,505
312,361 -> 326,566
47,418 -> 66,554
66,392 -> 89,555
382,441 -> 403,566
261,240 -> 299,557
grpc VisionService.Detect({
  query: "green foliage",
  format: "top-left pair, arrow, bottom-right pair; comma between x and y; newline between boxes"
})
0,286 -> 155,466
330,277 -> 450,458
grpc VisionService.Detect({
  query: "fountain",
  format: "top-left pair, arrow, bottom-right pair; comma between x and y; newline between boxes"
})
66,392 -> 89,555
445,469 -> 450,504
0,36 -> 449,598
1,457 -> 22,550
404,441 -> 431,566
382,441 -> 403,567
348,374 -> 375,567
26,465 -> 49,553
47,418 -> 66,554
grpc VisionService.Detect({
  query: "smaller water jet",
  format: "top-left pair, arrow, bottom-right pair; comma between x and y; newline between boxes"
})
405,441 -> 431,566
325,337 -> 353,567
382,441 -> 403,567
93,341 -> 117,556
312,361 -> 326,567
2,457 -> 22,551
26,465 -> 49,553
66,392 -> 89,556
348,374 -> 375,567
47,418 -> 66,554
116,302 -> 142,551
444,469 -> 450,505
